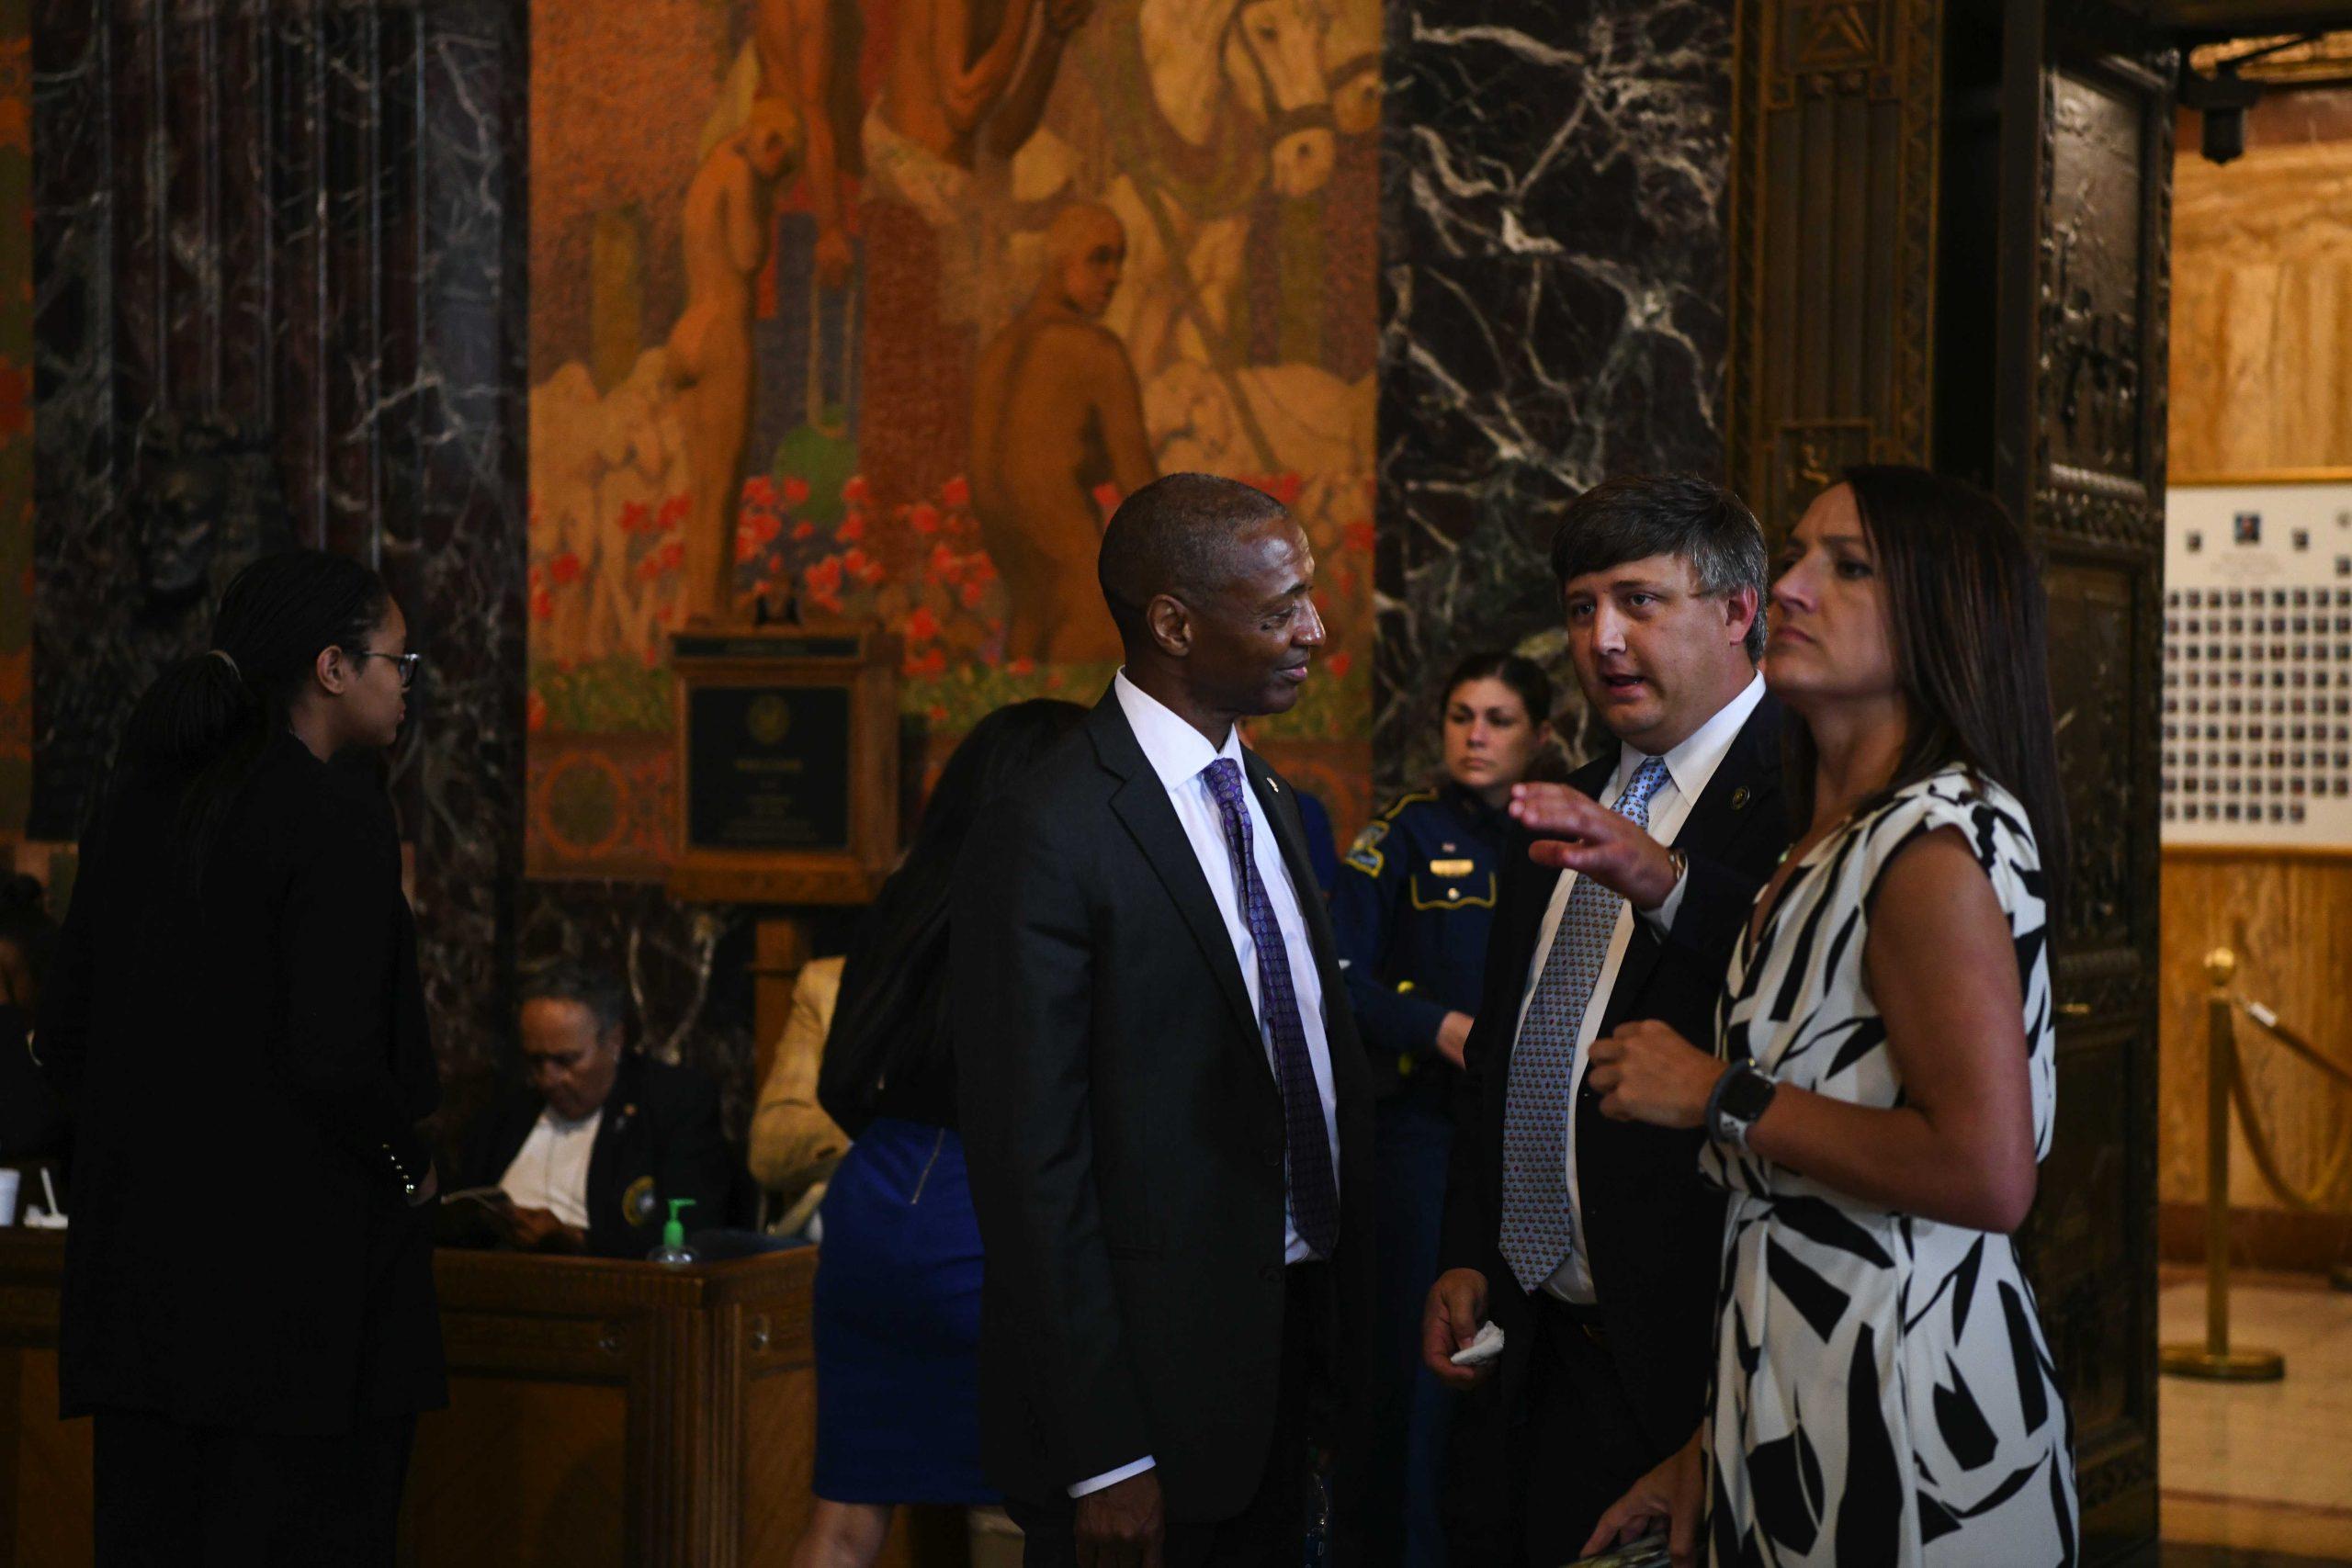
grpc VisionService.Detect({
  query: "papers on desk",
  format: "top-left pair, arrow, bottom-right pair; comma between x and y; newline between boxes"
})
439,1185 -> 513,1207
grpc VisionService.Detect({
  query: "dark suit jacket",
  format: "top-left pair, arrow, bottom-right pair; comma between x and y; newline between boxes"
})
461,1053 -> 739,1259
953,692 -> 1376,1522
1438,694 -> 1789,1452
37,731 -> 445,1434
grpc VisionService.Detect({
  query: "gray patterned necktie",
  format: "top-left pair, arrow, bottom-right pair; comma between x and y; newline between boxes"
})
1498,755 -> 1672,1293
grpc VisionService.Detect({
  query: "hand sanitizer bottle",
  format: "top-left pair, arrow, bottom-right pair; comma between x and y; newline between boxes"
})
648,1198 -> 697,1265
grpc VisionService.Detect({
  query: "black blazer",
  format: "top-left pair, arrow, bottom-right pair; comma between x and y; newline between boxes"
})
460,1052 -> 740,1258
953,692 -> 1376,1522
1438,694 -> 1789,1450
37,731 -> 445,1434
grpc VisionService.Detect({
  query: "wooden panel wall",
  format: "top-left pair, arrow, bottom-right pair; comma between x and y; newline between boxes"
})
2158,851 -> 2352,1266
2171,92 -> 2352,478
2163,87 -> 2352,1270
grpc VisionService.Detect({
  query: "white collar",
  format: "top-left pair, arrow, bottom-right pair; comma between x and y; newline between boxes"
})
1114,670 -> 1247,793
1616,671 -> 1767,798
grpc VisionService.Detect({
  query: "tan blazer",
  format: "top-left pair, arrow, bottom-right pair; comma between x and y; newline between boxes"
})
747,955 -> 851,1230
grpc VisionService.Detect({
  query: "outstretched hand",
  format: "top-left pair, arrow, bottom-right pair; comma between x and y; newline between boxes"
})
1508,784 -> 1679,910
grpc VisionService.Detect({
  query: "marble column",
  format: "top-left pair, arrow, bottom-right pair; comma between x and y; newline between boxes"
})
1375,0 -> 1734,790
31,0 -> 528,1082
408,0 -> 530,1101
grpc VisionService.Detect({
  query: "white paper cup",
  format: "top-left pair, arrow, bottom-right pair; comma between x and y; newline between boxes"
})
0,1169 -> 19,1226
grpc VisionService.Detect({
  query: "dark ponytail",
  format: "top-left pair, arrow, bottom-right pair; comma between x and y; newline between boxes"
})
817,697 -> 1088,1135
114,548 -> 391,887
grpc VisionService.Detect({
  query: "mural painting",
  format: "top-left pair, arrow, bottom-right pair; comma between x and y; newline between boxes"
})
527,0 -> 1378,877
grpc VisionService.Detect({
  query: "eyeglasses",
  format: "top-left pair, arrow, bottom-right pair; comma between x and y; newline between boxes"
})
350,650 -> 423,690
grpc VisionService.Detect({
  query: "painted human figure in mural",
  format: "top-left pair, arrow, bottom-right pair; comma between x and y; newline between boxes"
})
870,0 -> 1092,195
666,97 -> 803,628
855,0 -> 1097,515
970,202 -> 1157,664
754,0 -> 855,290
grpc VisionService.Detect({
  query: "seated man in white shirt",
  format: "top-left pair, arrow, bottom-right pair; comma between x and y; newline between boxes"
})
457,962 -> 741,1258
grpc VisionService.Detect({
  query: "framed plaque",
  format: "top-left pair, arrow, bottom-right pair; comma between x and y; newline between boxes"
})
2162,476 -> 2352,854
666,625 -> 900,904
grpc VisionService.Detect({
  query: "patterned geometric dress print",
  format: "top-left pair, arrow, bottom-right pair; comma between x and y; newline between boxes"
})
1699,767 -> 2076,1567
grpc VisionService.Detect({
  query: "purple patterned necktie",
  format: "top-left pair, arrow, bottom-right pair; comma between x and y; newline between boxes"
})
1498,754 -> 1672,1294
1203,757 -> 1340,1258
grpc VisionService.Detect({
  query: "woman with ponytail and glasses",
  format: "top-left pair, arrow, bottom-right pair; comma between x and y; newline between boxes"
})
37,549 -> 443,1565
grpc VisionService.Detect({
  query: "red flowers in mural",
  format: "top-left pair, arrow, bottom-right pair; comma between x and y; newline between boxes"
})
526,462 -> 1369,715
729,471 -> 1014,678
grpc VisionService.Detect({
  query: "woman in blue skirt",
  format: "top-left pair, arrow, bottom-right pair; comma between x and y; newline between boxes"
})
791,698 -> 1086,1568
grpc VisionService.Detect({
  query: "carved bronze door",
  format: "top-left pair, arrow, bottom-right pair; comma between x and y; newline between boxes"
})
1730,0 -> 2167,1558
1989,6 -> 2168,1557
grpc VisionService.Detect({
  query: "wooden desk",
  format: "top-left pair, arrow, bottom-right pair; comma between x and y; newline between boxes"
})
411,1244 -> 821,1566
0,1235 -> 896,1567
0,1233 -> 86,1568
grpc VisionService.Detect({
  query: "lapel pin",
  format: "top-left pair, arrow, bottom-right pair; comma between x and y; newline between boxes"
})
1731,785 -> 1751,811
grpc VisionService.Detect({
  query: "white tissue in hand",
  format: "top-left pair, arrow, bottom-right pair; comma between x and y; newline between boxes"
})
1449,1320 -> 1504,1366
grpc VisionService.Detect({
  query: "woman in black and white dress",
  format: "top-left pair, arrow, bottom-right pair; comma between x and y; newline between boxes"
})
1579,466 -> 2077,1566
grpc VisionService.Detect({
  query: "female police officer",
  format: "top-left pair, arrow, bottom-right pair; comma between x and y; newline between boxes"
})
1334,650 -> 1554,1568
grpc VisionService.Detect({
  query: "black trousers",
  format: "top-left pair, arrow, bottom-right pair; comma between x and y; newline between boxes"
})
92,1406 -> 416,1568
1517,1298 -> 1678,1568
1012,1263 -> 1340,1568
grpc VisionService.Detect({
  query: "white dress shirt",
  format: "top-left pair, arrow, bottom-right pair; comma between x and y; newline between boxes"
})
497,1106 -> 603,1230
1075,672 -> 1343,1499
1515,672 -> 1765,1303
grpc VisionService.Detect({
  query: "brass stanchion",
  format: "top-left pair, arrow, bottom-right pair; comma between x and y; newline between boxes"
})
2161,948 -> 2286,1382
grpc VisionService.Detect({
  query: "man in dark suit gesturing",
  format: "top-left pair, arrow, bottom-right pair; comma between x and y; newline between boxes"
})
956,473 -> 1373,1566
1421,476 -> 1792,1565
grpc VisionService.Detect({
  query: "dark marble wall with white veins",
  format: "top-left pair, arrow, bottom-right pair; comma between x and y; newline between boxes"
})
1374,0 -> 1734,792
32,0 -> 529,1090
28,0 -> 1742,1126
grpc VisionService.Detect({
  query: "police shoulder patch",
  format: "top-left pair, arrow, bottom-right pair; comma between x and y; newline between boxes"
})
1343,818 -> 1391,876
1377,789 -> 1438,823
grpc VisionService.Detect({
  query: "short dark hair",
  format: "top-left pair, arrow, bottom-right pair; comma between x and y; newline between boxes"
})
1547,474 -> 1768,661
518,960 -> 628,1038
1441,650 -> 1553,729
1097,473 -> 1291,641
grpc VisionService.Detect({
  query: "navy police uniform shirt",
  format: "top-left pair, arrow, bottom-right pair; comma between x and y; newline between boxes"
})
1331,782 -> 1512,1100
